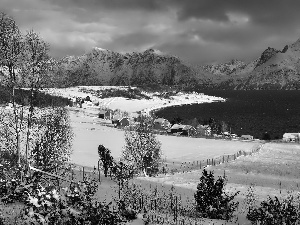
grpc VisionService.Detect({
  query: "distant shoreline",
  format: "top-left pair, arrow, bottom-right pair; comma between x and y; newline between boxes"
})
41,86 -> 226,116
148,99 -> 225,118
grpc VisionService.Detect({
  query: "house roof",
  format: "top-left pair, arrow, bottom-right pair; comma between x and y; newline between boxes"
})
241,135 -> 253,138
154,118 -> 167,123
99,110 -> 107,114
283,133 -> 300,137
197,124 -> 211,129
112,115 -> 122,121
182,125 -> 196,130
171,124 -> 181,129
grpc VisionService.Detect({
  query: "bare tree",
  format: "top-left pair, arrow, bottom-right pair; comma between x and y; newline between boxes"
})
20,30 -> 53,164
122,116 -> 162,176
0,12 -> 24,164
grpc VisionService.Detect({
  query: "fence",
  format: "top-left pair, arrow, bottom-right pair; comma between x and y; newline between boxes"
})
27,143 -> 264,187
158,143 -> 264,175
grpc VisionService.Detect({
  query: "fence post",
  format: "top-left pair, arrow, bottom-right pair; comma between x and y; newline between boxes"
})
223,155 -> 225,163
82,167 -> 85,181
200,161 -> 201,169
174,196 -> 178,223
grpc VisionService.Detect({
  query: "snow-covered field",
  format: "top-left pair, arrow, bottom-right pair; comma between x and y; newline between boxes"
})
70,109 -> 259,168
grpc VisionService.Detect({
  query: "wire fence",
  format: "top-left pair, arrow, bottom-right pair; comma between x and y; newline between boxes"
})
33,143 -> 264,186
158,143 -> 264,175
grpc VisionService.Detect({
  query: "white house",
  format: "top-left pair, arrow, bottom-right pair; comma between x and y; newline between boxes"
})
283,133 -> 300,142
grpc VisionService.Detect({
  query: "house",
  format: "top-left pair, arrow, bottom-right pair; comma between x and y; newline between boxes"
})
283,133 -> 300,142
181,125 -> 197,136
112,116 -> 130,127
196,125 -> 211,136
119,117 -> 130,127
98,110 -> 107,119
170,124 -> 184,134
241,135 -> 253,140
153,118 -> 171,130
104,110 -> 112,120
112,115 -> 122,125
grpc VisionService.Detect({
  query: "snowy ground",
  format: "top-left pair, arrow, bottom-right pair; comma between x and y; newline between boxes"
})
69,109 -> 259,168
42,86 -> 225,115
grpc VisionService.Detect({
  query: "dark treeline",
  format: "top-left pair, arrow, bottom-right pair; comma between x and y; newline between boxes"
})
0,85 -> 70,107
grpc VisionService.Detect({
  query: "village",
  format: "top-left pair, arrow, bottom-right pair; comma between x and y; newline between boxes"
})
66,92 -> 300,143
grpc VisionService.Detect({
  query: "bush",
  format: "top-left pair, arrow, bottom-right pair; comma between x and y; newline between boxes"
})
247,195 -> 300,224
194,169 -> 239,220
31,107 -> 73,173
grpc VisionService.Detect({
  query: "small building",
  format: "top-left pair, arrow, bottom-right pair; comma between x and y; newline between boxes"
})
181,125 -> 197,136
241,135 -> 254,140
112,116 -> 130,127
98,110 -> 107,119
170,124 -> 184,134
112,115 -> 122,124
104,110 -> 112,120
196,125 -> 211,136
283,133 -> 300,142
153,118 -> 171,130
119,117 -> 130,127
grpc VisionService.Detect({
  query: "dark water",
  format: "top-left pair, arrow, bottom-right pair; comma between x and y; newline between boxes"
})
155,90 -> 300,139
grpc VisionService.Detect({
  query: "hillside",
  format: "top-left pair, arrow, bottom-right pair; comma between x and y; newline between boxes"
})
53,37 -> 300,90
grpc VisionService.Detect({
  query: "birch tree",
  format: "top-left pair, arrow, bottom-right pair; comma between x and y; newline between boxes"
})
20,30 -> 53,164
122,117 -> 161,176
0,12 -> 24,164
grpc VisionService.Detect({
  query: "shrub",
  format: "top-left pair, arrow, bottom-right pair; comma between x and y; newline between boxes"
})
30,107 -> 73,173
247,195 -> 300,224
194,169 -> 239,220
98,145 -> 114,177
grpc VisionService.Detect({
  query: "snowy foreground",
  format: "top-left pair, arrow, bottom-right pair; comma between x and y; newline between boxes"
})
42,86 -> 225,115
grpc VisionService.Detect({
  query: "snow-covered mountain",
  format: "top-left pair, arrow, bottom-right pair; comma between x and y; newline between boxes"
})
202,59 -> 247,76
55,48 -> 214,88
54,36 -> 300,90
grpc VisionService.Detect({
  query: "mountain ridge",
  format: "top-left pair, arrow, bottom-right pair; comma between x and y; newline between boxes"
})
54,37 -> 300,90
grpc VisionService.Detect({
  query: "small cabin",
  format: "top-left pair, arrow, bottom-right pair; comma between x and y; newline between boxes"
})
241,135 -> 253,140
112,116 -> 129,127
98,110 -> 107,119
170,124 -> 184,134
181,125 -> 197,136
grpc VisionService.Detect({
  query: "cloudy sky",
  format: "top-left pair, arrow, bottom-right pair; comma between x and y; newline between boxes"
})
2,0 -> 300,64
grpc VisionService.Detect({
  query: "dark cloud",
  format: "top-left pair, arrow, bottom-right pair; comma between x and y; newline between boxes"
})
49,0 -> 168,14
1,0 -> 300,64
173,0 -> 300,28
103,31 -> 159,52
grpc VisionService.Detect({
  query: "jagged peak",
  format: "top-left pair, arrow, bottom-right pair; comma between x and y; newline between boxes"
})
290,37 -> 300,50
143,48 -> 165,55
